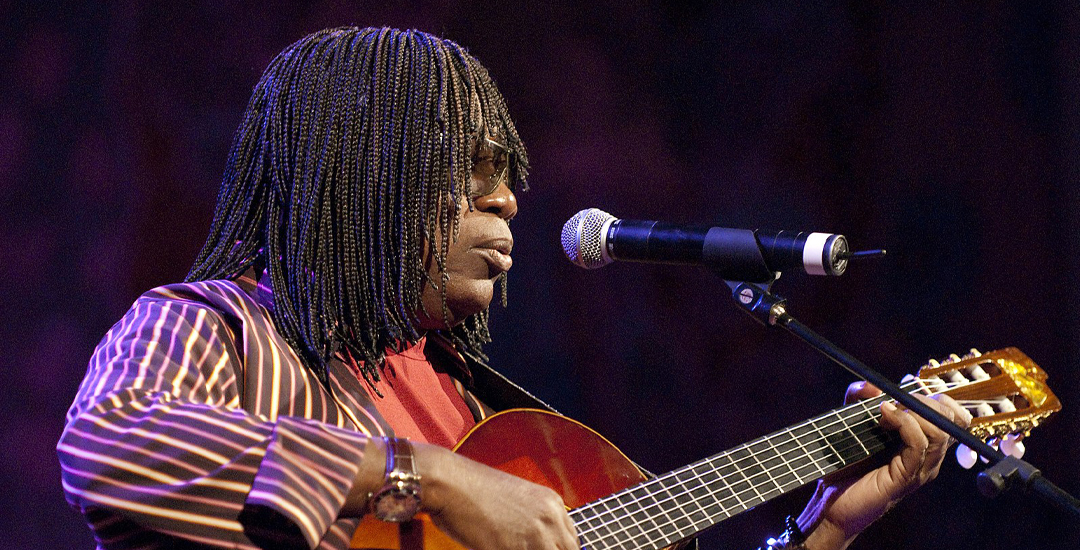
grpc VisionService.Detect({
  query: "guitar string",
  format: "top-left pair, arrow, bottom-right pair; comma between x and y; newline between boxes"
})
572,380 -> 984,550
575,379 -> 997,550
575,395 -> 906,550
573,380 -> 990,548
572,374 -> 980,532
572,398 -> 890,549
577,366 -> 1024,549
572,378 -> 937,532
573,410 -> 885,550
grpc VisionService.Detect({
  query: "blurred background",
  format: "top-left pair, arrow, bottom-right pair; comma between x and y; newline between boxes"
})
3,1 -> 1078,548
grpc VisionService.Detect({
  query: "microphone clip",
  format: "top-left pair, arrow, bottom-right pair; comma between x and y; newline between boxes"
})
726,280 -> 790,327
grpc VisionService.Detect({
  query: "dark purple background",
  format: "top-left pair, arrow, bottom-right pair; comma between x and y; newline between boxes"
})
3,1 -> 1078,548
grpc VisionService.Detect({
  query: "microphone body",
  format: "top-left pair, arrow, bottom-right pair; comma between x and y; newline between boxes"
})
562,209 -> 849,282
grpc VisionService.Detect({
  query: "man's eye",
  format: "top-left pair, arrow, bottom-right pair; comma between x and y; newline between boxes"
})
473,155 -> 496,171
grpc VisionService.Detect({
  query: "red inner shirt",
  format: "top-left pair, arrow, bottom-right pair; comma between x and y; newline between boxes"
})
354,337 -> 476,448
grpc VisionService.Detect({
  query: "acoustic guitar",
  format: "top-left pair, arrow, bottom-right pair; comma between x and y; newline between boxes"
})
351,347 -> 1060,550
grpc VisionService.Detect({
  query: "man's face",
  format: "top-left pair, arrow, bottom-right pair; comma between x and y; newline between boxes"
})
416,135 -> 517,330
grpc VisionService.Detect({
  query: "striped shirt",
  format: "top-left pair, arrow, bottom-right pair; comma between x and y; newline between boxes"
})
58,275 -> 489,549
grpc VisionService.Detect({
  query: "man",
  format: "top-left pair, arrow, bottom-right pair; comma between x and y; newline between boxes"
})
58,27 -> 968,550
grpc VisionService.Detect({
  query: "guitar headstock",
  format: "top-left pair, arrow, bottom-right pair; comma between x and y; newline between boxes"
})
913,348 -> 1060,466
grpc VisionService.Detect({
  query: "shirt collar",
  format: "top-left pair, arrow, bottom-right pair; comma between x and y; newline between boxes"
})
231,265 -> 473,385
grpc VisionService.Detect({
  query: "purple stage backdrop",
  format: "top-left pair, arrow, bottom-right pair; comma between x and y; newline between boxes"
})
3,2 -> 1078,548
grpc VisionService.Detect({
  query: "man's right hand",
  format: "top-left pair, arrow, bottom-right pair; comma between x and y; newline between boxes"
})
346,438 -> 579,550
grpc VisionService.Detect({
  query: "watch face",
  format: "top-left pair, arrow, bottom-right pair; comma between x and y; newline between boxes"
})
374,490 -> 421,522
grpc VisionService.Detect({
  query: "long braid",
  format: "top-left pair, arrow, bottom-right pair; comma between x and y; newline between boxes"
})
187,27 -> 528,387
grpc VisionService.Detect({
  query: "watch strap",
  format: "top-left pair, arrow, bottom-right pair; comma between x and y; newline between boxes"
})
370,438 -> 423,522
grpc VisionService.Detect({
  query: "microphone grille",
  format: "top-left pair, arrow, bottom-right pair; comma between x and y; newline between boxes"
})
561,208 -> 616,269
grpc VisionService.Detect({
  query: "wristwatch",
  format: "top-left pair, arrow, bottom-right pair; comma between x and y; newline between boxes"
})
369,438 -> 423,522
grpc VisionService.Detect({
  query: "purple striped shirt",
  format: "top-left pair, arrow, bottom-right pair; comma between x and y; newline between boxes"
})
58,276 -> 485,549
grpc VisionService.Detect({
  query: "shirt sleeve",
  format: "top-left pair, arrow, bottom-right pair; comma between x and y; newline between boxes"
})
57,294 -> 369,549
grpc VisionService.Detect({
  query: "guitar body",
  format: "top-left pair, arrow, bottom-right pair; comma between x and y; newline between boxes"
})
350,409 -> 647,550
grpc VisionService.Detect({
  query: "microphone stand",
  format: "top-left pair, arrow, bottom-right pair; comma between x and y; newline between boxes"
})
726,280 -> 1080,518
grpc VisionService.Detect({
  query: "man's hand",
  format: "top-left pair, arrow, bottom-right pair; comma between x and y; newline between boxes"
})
346,438 -> 578,550
798,382 -> 972,550
418,444 -> 579,550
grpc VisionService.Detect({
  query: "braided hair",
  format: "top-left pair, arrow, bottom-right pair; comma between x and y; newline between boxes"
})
186,27 -> 529,387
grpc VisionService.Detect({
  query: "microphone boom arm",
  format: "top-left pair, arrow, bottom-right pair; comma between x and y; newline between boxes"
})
727,280 -> 1080,518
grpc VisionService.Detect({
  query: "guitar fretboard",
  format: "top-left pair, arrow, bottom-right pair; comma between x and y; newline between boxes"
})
569,397 -> 896,550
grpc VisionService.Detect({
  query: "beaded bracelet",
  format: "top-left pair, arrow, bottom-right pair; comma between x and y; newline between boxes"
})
760,516 -> 808,550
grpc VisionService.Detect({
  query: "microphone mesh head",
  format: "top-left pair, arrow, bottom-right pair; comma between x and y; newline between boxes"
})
561,208 -> 615,269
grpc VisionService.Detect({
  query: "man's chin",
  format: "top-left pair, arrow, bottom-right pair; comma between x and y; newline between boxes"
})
447,280 -> 496,319
416,280 -> 495,330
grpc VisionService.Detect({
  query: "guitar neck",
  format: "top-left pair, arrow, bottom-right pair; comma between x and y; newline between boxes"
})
569,397 -> 896,550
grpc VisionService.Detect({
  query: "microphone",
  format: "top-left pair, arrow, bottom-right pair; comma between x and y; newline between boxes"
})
561,208 -> 868,283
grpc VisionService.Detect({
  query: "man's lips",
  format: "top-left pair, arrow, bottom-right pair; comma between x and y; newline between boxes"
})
475,248 -> 513,274
475,239 -> 513,274
480,238 -> 513,255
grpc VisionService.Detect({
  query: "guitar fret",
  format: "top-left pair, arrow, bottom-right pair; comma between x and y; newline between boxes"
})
618,512 -> 647,547
626,486 -> 665,542
667,468 -> 711,537
747,438 -> 787,497
712,451 -> 752,512
689,462 -> 729,515
570,506 -> 607,550
787,422 -> 831,479
610,517 -> 643,550
652,482 -> 688,540
671,468 -> 711,530
608,489 -> 649,547
578,528 -> 606,550
840,409 -> 871,455
576,525 -> 607,550
612,458 -> 739,550
764,431 -> 805,488
808,413 -> 849,471
596,498 -> 633,549
829,406 -> 881,464
727,445 -> 769,507
693,461 -> 739,516
847,402 -> 890,456
606,481 -> 671,549
577,500 -> 617,550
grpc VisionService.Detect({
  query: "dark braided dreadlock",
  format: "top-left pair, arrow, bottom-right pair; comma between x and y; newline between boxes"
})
186,27 -> 529,388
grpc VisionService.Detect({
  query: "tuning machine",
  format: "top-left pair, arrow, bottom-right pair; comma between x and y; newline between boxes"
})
955,433 -> 1026,469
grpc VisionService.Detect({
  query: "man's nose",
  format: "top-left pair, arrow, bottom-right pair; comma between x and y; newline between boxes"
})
474,182 -> 517,220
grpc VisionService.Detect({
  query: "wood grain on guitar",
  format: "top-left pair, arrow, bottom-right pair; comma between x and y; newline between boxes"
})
350,347 -> 1060,550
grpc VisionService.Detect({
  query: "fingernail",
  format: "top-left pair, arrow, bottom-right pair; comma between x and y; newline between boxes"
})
883,402 -> 897,413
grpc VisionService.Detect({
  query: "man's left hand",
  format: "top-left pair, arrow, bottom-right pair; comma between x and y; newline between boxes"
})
797,382 -> 972,550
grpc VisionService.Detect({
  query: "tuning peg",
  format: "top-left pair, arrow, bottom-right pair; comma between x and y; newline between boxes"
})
967,348 -> 982,358
901,374 -> 926,393
1001,433 -> 1026,458
956,444 -> 978,469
